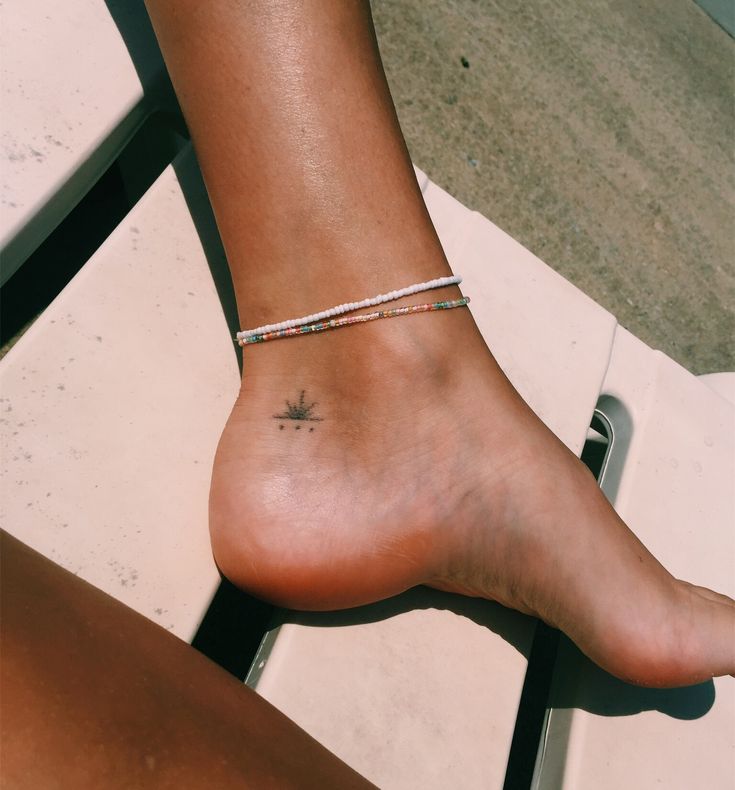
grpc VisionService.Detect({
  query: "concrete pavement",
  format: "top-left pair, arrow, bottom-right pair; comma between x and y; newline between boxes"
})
373,0 -> 734,373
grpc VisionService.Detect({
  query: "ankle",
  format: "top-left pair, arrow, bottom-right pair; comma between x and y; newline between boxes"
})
238,283 -> 479,393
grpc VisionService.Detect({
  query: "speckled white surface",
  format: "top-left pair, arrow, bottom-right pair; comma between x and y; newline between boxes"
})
257,596 -> 535,789
0,0 -> 162,280
0,150 -> 235,639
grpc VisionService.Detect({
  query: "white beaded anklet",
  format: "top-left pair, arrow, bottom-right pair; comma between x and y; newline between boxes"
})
236,274 -> 462,342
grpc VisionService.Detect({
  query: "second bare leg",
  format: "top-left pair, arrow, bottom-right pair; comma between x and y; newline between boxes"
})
0,532 -> 373,789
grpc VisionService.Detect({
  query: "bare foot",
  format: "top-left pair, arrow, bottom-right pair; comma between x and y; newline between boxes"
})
143,0 -> 734,691
210,296 -> 735,688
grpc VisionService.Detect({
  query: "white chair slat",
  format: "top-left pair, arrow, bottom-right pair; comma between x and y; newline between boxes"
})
536,328 -> 735,789
0,0 -> 168,282
0,147 -> 235,640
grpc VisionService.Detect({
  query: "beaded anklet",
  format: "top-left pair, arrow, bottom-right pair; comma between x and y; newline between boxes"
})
239,297 -> 470,345
236,274 -> 462,343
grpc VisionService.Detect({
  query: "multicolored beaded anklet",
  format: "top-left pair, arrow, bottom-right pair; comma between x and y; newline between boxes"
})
238,297 -> 470,345
236,274 -> 462,343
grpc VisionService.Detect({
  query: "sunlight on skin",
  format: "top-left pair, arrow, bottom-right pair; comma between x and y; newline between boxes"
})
143,0 -> 735,688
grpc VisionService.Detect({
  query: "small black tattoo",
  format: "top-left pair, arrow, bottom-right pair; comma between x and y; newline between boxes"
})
273,390 -> 323,430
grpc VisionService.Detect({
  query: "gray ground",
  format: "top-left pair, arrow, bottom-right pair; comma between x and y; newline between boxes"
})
372,0 -> 734,374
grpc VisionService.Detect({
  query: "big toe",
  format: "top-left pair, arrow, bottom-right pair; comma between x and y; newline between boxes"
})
604,581 -> 735,687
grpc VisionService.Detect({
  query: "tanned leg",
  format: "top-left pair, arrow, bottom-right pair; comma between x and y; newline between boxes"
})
0,531 -> 373,789
143,0 -> 735,687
